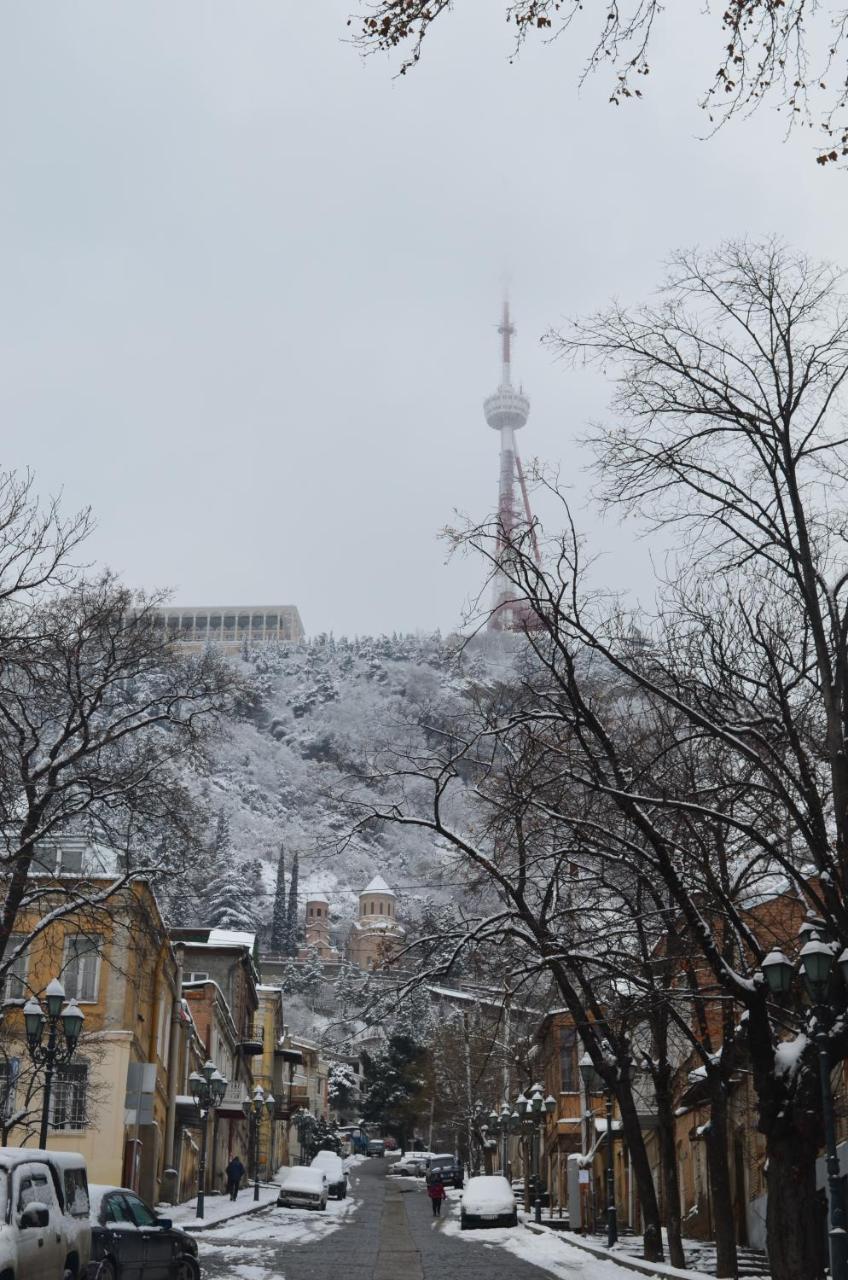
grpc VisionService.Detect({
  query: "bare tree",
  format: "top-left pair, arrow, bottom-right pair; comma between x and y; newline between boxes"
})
352,2 -> 848,166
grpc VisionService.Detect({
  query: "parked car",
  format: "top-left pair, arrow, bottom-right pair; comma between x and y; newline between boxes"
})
0,1146 -> 91,1280
460,1176 -> 518,1230
366,1139 -> 385,1158
383,1137 -> 398,1151
276,1167 -> 328,1211
310,1152 -> 347,1200
425,1155 -> 463,1189
87,1186 -> 199,1280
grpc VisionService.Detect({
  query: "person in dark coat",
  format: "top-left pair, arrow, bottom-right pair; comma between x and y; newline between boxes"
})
226,1155 -> 245,1201
427,1174 -> 446,1217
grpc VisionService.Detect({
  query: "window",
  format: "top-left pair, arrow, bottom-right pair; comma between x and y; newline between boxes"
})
50,1062 -> 87,1130
194,615 -> 208,634
0,1059 -> 20,1120
103,1193 -> 135,1224
559,1028 -> 578,1092
209,615 -> 222,633
185,972 -> 208,983
379,902 -> 383,914
62,1167 -> 90,1217
62,935 -> 101,1002
18,1170 -> 51,1211
124,1192 -> 158,1227
58,843 -> 84,875
3,935 -> 27,1001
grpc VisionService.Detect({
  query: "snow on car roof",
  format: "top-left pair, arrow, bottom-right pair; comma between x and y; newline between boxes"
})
279,1167 -> 326,1188
0,1147 -> 85,1168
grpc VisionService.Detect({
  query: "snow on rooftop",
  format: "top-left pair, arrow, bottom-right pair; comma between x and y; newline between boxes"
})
306,890 -> 330,903
207,928 -> 256,949
361,875 -> 394,896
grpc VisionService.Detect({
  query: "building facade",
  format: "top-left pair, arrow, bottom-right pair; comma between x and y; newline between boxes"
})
151,605 -> 304,653
347,876 -> 405,971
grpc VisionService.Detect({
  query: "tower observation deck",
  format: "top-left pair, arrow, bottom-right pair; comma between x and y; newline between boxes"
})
483,301 -> 539,631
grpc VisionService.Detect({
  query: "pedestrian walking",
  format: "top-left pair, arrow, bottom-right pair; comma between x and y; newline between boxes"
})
427,1175 -> 446,1218
225,1155 -> 245,1201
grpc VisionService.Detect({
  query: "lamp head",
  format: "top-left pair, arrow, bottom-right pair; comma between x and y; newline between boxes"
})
762,949 -> 795,996
210,1070 -> 227,1106
23,997 -> 45,1050
265,1093 -> 275,1116
800,938 -> 834,1003
45,978 -> 66,1020
203,1059 -> 216,1083
545,1094 -> 556,1115
515,1092 -> 528,1117
61,1000 -> 85,1051
188,1071 -> 204,1101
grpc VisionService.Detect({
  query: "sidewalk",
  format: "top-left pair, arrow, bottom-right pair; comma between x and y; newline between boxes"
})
524,1223 -> 770,1280
160,1181 -> 280,1231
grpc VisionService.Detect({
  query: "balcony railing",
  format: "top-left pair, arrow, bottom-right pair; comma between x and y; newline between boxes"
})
239,1023 -> 264,1056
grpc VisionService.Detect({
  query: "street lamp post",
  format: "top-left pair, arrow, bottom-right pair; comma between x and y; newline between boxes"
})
580,1053 -> 618,1247
23,979 -> 85,1149
762,930 -> 848,1280
497,1084 -> 555,1224
243,1085 -> 276,1201
189,1060 -> 227,1220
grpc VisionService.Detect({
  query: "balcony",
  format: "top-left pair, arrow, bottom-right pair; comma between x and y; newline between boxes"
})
239,1023 -> 264,1056
217,1080 -> 249,1117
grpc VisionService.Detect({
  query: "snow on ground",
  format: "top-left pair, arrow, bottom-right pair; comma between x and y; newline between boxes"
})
441,1188 -> 716,1280
195,1188 -> 357,1279
164,1183 -> 280,1227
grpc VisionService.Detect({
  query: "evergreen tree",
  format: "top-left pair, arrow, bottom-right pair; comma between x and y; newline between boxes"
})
279,958 -> 302,994
205,856 -> 260,932
361,1032 -> 426,1149
300,945 -> 325,1011
286,851 -> 299,957
270,844 -> 288,953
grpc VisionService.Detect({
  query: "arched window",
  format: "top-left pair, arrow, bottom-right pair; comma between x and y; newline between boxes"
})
379,902 -> 384,914
370,902 -> 374,915
308,907 -> 313,918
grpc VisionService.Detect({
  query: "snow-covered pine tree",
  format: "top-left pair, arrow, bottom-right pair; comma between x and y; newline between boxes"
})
279,958 -> 302,994
286,851 -> 299,956
205,857 -> 259,932
300,945 -> 325,1011
270,845 -> 288,953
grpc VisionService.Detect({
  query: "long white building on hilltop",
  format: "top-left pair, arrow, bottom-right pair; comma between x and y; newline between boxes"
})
151,604 -> 304,652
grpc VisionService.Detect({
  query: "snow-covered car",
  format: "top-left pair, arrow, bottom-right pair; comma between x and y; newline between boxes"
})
460,1175 -> 518,1230
0,1146 -> 91,1280
387,1153 -> 428,1178
87,1185 -> 199,1280
310,1151 -> 347,1200
276,1167 -> 328,1211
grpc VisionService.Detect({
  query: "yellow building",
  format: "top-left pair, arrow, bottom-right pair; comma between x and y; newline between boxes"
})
1,867 -> 179,1206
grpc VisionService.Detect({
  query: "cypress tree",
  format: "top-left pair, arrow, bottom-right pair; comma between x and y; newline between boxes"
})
286,851 -> 299,957
271,844 -> 288,953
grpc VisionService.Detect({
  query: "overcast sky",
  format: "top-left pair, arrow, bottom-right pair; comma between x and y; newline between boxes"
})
1,2 -> 845,637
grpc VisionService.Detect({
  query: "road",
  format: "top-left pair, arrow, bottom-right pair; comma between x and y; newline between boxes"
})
196,1158 -> 590,1279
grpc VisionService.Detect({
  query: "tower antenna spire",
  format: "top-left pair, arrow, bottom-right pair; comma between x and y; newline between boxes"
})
483,298 -> 540,632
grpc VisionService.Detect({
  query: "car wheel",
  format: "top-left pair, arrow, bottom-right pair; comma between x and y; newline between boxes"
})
174,1257 -> 200,1280
88,1262 -> 117,1280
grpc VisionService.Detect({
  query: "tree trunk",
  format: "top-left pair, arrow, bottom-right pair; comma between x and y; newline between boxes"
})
765,1130 -> 825,1280
654,1072 -> 686,1270
618,1084 -> 663,1262
704,1078 -> 738,1280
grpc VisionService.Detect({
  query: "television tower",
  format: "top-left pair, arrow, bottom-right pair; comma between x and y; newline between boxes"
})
483,300 -> 539,630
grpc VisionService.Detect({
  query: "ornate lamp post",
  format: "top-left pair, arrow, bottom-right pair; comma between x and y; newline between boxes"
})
503,1084 -> 555,1224
23,979 -> 85,1148
762,929 -> 848,1280
580,1053 -> 618,1247
189,1060 -> 227,1219
243,1085 -> 276,1201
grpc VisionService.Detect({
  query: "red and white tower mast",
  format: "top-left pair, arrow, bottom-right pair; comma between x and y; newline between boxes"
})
483,300 -> 538,630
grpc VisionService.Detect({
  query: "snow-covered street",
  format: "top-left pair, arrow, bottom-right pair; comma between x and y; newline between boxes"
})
195,1157 -> 683,1280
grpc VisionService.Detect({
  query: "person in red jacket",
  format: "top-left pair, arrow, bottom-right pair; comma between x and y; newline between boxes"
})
427,1174 -> 447,1217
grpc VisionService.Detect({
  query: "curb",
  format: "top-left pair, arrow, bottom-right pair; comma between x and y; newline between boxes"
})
180,1187 -> 280,1233
523,1223 -> 713,1280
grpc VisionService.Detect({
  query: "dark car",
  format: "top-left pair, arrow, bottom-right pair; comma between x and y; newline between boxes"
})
87,1185 -> 199,1280
426,1155 -> 464,1189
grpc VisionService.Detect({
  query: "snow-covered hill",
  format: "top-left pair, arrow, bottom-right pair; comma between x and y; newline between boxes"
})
183,632 -> 525,942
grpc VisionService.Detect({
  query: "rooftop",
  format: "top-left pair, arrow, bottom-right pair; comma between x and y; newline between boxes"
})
361,875 -> 394,897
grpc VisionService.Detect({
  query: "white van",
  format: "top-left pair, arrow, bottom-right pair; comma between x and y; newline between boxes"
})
0,1147 -> 91,1279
